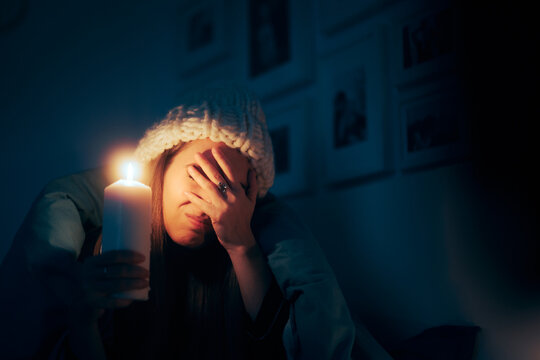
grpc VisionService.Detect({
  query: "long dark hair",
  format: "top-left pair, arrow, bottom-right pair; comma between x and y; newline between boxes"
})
113,143 -> 246,360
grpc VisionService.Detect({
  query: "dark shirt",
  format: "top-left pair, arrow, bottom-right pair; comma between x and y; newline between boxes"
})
59,277 -> 288,360
98,277 -> 288,360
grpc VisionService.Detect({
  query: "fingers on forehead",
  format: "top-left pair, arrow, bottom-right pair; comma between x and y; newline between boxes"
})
194,152 -> 222,182
211,147 -> 234,180
211,146 -> 250,182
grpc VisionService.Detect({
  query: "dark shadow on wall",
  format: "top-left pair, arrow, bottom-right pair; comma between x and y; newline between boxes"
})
448,0 -> 540,350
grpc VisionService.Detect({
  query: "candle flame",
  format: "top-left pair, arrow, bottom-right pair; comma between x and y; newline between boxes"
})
127,163 -> 134,181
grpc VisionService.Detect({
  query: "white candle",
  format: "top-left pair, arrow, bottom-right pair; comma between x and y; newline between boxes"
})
102,162 -> 151,300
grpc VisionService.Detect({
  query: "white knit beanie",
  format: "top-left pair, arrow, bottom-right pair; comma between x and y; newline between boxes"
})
134,85 -> 275,198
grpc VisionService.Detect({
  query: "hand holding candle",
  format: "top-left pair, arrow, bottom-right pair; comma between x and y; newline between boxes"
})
102,162 -> 152,300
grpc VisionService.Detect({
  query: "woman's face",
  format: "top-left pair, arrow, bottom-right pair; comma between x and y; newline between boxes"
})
162,138 -> 250,248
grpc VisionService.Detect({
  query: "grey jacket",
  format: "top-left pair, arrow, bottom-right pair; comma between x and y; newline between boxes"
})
0,168 -> 356,359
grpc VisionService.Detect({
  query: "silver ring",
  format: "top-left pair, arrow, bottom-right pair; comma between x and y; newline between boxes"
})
218,182 -> 229,194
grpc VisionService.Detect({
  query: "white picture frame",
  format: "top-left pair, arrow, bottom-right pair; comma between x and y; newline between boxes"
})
318,30 -> 390,183
399,79 -> 468,169
318,0 -> 396,35
265,101 -> 310,197
176,0 -> 228,76
391,1 -> 458,87
238,0 -> 314,100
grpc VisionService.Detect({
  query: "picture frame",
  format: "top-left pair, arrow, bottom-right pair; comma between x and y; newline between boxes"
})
318,0 -> 396,35
265,101 -> 310,197
399,80 -> 468,169
176,0 -> 228,76
392,1 -> 458,87
238,0 -> 314,99
317,30 -> 390,183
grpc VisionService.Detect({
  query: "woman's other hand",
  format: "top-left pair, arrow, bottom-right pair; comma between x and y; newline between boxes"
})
183,145 -> 258,254
70,250 -> 149,324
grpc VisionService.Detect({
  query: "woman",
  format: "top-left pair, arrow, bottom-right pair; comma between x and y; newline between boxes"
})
1,86 -> 356,359
71,142 -> 288,359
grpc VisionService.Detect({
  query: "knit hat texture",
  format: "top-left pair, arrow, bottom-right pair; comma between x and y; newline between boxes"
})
134,85 -> 275,197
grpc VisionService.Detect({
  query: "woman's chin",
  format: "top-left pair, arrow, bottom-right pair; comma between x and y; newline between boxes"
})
170,231 -> 206,248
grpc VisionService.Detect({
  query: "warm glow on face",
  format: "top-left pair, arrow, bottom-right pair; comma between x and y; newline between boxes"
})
162,139 -> 250,248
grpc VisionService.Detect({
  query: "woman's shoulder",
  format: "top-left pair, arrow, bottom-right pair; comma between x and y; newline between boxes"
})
254,191 -> 281,211
252,194 -> 345,318
252,192 -> 308,238
252,193 -> 329,267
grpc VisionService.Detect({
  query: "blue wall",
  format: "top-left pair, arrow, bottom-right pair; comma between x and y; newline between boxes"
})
1,0 -> 180,255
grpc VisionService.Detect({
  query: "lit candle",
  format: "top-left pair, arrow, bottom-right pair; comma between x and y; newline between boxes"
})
102,162 -> 151,300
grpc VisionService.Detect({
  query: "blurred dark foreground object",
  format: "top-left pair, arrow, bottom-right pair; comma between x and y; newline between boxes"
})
389,325 -> 481,360
446,1 -> 540,356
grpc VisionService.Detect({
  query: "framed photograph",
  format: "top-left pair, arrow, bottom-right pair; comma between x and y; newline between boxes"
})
266,101 -> 310,197
318,0 -> 396,35
248,0 -> 290,78
399,81 -> 468,169
392,2 -> 458,86
239,0 -> 314,99
176,0 -> 228,75
318,30 -> 390,183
